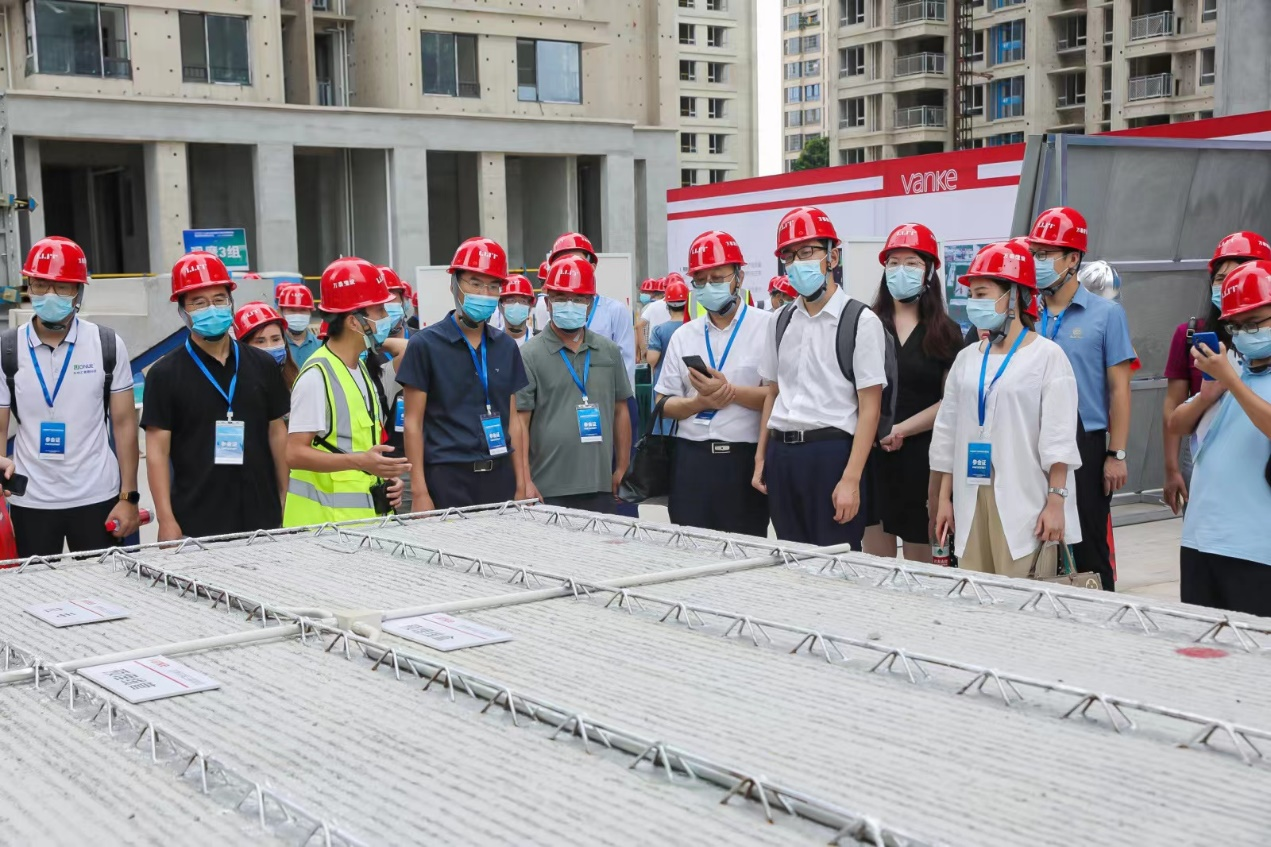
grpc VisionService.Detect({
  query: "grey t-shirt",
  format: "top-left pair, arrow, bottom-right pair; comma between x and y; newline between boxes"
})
516,329 -> 634,497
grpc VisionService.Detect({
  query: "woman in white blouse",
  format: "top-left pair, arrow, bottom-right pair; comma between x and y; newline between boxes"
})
930,241 -> 1082,577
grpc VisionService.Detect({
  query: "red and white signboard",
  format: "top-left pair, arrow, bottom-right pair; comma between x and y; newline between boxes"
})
666,111 -> 1271,299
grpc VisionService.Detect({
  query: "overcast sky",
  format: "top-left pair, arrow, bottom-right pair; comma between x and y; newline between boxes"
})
755,0 -> 780,175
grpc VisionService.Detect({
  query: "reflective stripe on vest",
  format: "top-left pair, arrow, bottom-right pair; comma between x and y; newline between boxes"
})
308,356 -> 356,453
287,478 -> 376,510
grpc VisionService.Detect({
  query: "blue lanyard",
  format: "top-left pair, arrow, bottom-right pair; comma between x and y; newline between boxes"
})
558,348 -> 592,403
978,328 -> 1028,428
452,314 -> 492,413
1039,309 -> 1065,341
185,338 -> 239,419
586,300 -> 598,329
704,304 -> 747,371
26,326 -> 75,409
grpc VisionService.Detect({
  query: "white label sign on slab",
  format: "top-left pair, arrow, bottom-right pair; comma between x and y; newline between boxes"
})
78,655 -> 221,703
25,599 -> 130,628
383,613 -> 512,652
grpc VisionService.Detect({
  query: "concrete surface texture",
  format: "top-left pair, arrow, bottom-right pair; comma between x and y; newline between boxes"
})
0,503 -> 1261,846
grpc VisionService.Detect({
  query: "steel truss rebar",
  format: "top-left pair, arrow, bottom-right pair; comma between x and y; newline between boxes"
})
295,618 -> 936,847
518,505 -> 1271,655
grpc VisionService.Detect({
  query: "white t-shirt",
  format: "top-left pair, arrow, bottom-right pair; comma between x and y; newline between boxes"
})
929,334 -> 1083,560
655,305 -> 772,444
289,360 -> 372,435
0,318 -> 134,509
641,299 -> 672,332
758,288 -> 888,436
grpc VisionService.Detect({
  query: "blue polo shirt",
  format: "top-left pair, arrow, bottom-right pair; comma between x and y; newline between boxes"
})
287,329 -> 322,368
395,312 -> 528,464
1037,284 -> 1135,431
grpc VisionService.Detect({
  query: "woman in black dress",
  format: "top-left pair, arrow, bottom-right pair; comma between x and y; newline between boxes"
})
864,223 -> 963,562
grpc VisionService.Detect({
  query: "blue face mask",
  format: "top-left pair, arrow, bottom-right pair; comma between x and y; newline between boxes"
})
885,266 -> 924,301
1035,261 -> 1067,296
31,293 -> 77,325
189,304 -> 234,339
966,294 -> 1007,332
639,293 -> 652,305
385,302 -> 405,329
1211,285 -> 1223,310
371,315 -> 393,346
786,260 -> 826,297
502,302 -> 531,327
552,302 -> 589,331
460,293 -> 498,324
695,282 -> 735,312
1233,327 -> 1271,361
263,345 -> 287,365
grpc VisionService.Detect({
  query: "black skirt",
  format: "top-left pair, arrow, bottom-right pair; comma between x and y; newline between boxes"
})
869,431 -> 933,545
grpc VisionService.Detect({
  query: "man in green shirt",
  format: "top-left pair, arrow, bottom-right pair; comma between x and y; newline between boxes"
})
516,256 -> 633,513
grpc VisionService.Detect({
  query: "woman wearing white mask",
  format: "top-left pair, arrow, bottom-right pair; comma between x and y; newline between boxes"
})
863,223 -> 962,562
498,275 -> 537,348
233,302 -> 300,391
930,241 -> 1082,578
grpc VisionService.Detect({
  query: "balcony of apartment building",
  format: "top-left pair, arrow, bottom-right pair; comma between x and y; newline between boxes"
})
892,91 -> 948,146
1048,71 -> 1088,132
891,0 -> 947,37
1127,0 -> 1216,57
1124,54 -> 1176,123
892,36 -> 947,95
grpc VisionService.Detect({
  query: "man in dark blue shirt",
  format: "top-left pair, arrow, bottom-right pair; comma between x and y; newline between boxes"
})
398,238 -> 529,510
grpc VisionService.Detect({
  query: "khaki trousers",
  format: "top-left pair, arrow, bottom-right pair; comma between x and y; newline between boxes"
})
960,483 -> 1057,579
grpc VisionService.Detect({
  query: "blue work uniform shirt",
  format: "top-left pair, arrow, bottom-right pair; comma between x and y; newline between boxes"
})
586,296 -> 637,389
395,311 -> 528,464
1037,283 -> 1136,431
286,329 -> 322,368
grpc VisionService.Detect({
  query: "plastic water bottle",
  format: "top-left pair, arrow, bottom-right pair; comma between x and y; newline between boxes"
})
932,535 -> 951,567
106,508 -> 152,534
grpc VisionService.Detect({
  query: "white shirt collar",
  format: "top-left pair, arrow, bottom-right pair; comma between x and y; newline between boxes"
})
26,316 -> 80,349
795,285 -> 847,319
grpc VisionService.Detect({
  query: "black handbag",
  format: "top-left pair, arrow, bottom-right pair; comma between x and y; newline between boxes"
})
618,396 -> 677,504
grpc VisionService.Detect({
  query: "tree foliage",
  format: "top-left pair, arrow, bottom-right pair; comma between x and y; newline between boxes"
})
791,136 -> 829,171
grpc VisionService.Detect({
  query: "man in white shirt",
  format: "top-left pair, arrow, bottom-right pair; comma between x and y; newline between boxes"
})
754,207 -> 888,548
0,237 -> 140,557
657,232 -> 772,537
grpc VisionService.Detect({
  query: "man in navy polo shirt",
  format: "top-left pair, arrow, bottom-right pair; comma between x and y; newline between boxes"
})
1028,207 -> 1136,591
398,237 -> 529,510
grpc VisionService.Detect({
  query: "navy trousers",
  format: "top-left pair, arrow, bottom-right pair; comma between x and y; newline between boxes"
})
426,458 -> 516,509
765,436 -> 870,549
668,440 -> 769,537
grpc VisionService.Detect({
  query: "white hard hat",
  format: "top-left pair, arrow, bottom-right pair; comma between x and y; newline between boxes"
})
1078,260 -> 1121,301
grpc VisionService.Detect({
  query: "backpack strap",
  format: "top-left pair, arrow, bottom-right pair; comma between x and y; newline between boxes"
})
835,298 -> 868,383
98,324 -> 116,420
1,328 -> 20,425
1186,316 -> 1198,345
773,301 -> 795,352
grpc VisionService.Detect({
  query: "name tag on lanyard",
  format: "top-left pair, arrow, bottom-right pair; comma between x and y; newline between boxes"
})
28,328 -> 75,462
394,396 -> 405,433
970,329 -> 1028,486
455,315 -> 506,457
966,442 -> 992,485
39,421 -> 67,461
577,403 -> 603,443
481,413 -> 508,456
694,305 -> 746,423
214,420 -> 245,465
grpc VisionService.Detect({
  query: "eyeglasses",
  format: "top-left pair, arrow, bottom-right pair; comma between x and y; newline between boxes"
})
28,280 -> 80,297
458,276 -> 503,296
547,295 -> 592,307
778,245 -> 827,263
1030,250 -> 1064,261
185,295 -> 232,311
884,258 -> 925,270
691,273 -> 736,288
1222,316 -> 1271,336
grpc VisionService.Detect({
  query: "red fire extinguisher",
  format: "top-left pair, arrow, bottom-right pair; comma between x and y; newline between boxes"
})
0,497 -> 20,566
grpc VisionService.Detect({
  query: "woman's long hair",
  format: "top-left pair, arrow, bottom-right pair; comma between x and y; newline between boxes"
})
1204,269 -> 1234,350
871,260 -> 963,361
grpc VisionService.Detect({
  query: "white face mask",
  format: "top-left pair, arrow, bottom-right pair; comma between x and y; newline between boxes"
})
285,314 -> 310,333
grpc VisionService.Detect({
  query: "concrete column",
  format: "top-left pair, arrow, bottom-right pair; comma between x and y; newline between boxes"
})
391,147 -> 430,274
21,138 -> 45,245
144,141 -> 190,274
253,143 -> 299,271
601,152 -> 636,257
1214,0 -> 1271,115
477,152 -> 508,248
564,155 -> 580,231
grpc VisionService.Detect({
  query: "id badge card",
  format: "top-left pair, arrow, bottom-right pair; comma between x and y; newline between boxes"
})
577,404 -> 603,443
38,421 -> 67,461
966,442 -> 992,486
394,396 -> 405,433
214,420 -> 246,465
480,413 -> 508,456
694,409 -> 718,422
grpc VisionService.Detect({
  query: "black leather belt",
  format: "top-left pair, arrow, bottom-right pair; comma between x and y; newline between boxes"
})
471,459 -> 495,473
770,427 -> 850,445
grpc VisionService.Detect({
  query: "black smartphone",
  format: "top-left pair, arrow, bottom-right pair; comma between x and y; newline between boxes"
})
1192,331 -> 1220,381
682,355 -> 711,377
6,473 -> 28,497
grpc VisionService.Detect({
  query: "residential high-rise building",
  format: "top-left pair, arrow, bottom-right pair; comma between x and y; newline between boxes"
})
780,3 -> 830,167
782,0 -> 1220,171
675,0 -> 759,186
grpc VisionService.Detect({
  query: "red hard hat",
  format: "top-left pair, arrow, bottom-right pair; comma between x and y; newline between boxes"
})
959,241 -> 1038,318
1220,260 -> 1271,320
233,301 -> 284,340
549,232 -> 597,264
769,275 -> 797,298
653,277 -> 668,293
502,274 -> 534,299
639,278 -> 659,293
319,257 -> 392,314
276,283 -> 315,310
1209,231 -> 1271,275
1029,207 -> 1088,253
879,223 -> 941,268
170,251 -> 237,302
241,272 -> 262,280
23,236 -> 90,285
665,280 -> 690,303
664,272 -> 686,289
689,230 -> 745,275
542,256 -> 597,296
775,206 -> 840,256
379,266 -> 406,293
537,261 -> 550,281
449,237 -> 508,281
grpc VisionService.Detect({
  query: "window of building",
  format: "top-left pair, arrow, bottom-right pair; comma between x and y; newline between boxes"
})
803,83 -> 821,102
991,0 -> 1024,8
1057,15 -> 1086,51
706,0 -> 725,10
990,20 -> 1024,65
969,30 -> 984,61
708,133 -> 726,154
681,169 -> 698,188
785,61 -> 802,80
709,169 -> 727,184
961,83 -> 984,115
840,147 -> 866,165
785,13 -> 801,30
842,46 -> 864,76
517,38 -> 581,103
784,37 -> 800,55
708,97 -> 726,119
680,60 -> 696,82
707,62 -> 726,83
679,23 -> 696,44
987,131 -> 1025,146
1202,0 -> 1216,22
803,59 -> 820,76
786,134 -> 804,153
841,0 -> 865,25
803,11 -> 821,26
681,133 -> 697,154
24,0 -> 130,78
786,85 -> 803,104
680,96 -> 696,118
1200,47 -> 1215,85
1057,73 -> 1085,107
803,107 -> 821,125
706,26 -> 725,47
785,110 -> 804,127
421,32 -> 479,97
679,0 -> 693,7
842,96 -> 866,127
180,11 -> 250,84
802,33 -> 820,52
989,76 -> 1024,120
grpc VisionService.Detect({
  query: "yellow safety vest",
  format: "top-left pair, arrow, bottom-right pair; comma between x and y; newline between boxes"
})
283,345 -> 384,527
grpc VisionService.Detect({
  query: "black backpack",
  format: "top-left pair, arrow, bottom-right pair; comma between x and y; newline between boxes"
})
2,323 -> 117,424
774,299 -> 898,441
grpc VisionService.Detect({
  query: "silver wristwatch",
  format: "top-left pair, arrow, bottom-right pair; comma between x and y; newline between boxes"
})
1047,487 -> 1069,499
